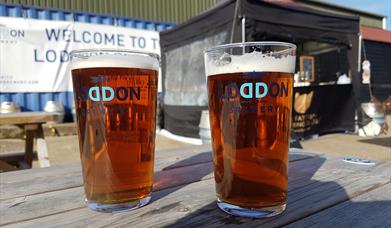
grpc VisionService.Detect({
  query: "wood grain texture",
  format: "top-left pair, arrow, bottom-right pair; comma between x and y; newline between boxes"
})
0,145 -> 211,200
1,145 -> 211,185
23,124 -> 37,168
284,183 -> 391,228
0,148 -> 317,226
0,154 -> 318,226
0,147 -> 313,200
0,161 -> 214,226
2,152 -> 389,228
0,112 -> 57,125
35,125 -> 51,168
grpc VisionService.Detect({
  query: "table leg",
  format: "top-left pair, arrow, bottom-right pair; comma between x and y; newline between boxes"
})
21,124 -> 38,169
36,124 -> 51,168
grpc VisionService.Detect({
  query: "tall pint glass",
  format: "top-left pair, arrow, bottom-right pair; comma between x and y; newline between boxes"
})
70,50 -> 159,212
204,42 -> 296,218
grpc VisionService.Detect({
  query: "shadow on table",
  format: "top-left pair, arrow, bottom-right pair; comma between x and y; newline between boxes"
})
152,151 -> 214,201
152,149 -> 320,203
358,137 -> 391,148
164,155 -> 391,227
161,151 -> 212,171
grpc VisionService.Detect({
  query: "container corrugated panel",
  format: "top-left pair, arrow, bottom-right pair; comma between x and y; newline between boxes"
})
1,0 -> 219,24
0,3 -> 174,121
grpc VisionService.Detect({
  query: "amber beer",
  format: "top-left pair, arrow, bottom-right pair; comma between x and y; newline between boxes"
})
71,50 -> 159,212
205,42 -> 296,218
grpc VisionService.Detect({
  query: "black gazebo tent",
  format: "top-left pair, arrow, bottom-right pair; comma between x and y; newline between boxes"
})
160,0 -> 360,138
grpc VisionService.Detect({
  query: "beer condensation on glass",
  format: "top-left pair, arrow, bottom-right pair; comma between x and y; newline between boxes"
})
70,50 -> 159,212
205,42 -> 296,218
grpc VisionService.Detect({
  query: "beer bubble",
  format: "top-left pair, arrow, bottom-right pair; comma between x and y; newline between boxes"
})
215,52 -> 232,66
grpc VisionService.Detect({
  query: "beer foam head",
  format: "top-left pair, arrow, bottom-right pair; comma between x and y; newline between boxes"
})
205,51 -> 295,76
71,51 -> 159,71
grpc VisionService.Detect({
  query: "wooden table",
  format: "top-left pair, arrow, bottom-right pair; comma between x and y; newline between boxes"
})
0,112 -> 57,169
0,146 -> 390,227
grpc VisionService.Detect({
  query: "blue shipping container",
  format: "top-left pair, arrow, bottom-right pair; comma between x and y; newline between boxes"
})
0,3 -> 174,121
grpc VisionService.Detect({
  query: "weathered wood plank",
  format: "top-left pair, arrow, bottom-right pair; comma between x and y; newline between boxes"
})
0,145 -> 212,200
1,145 -> 211,184
0,112 -> 57,125
0,162 -> 214,226
0,147 -> 315,200
4,174 -> 388,228
0,187 -> 85,226
0,145 -> 212,183
0,153 -> 318,226
284,183 -> 391,228
0,151 -> 318,226
155,145 -> 212,171
3,156 -> 389,227
105,160 -> 391,228
35,125 -> 50,168
0,146 -> 310,183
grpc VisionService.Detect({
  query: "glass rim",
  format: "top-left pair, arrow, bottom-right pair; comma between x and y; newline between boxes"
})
70,48 -> 160,60
204,41 -> 296,53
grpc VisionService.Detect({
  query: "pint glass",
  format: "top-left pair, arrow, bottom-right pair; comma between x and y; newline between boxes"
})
204,42 -> 296,218
70,50 -> 159,212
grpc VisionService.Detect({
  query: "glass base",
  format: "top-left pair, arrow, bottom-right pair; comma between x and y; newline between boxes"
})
86,195 -> 151,213
217,198 -> 286,218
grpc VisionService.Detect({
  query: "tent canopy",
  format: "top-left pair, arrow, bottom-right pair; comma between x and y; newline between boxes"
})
161,0 -> 359,48
160,0 -> 360,138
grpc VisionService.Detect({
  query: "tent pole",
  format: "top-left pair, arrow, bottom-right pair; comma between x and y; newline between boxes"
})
230,0 -> 241,43
358,34 -> 362,73
241,16 -> 246,43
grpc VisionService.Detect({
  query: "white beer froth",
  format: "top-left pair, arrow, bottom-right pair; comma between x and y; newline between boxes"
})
71,53 -> 159,71
206,51 -> 295,76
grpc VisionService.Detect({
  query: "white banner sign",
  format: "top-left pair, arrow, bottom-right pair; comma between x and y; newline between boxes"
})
0,16 -> 160,92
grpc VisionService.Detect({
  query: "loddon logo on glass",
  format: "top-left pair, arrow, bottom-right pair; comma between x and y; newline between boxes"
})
218,73 -> 289,99
87,76 -> 141,102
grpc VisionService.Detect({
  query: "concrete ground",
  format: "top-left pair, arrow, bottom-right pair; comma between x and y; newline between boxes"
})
0,129 -> 389,169
301,134 -> 390,161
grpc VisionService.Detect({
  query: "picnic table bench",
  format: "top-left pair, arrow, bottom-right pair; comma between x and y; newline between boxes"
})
0,145 -> 390,227
0,112 -> 57,169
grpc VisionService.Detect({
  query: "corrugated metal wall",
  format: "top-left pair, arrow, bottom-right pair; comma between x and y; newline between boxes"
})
0,3 -> 174,121
0,0 -> 219,23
